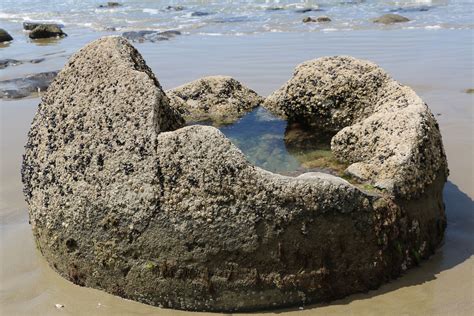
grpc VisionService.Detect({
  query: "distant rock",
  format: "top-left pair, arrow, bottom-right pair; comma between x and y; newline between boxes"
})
0,58 -> 45,69
191,11 -> 212,17
0,59 -> 21,69
0,28 -> 13,42
266,7 -> 285,11
23,22 -> 63,31
295,7 -> 322,13
0,71 -> 58,99
464,88 -> 474,94
167,76 -> 264,124
303,16 -> 332,23
121,30 -> 181,43
98,2 -> 122,8
166,5 -> 185,11
29,24 -> 67,39
373,14 -> 410,24
389,6 -> 431,13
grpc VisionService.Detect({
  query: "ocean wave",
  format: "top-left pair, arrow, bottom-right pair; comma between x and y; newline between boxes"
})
143,8 -> 159,15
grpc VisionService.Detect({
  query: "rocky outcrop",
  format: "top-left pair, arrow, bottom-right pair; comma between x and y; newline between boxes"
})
0,71 -> 58,99
373,14 -> 410,24
167,76 -> 264,124
22,37 -> 447,312
0,58 -> 44,69
122,30 -> 181,43
264,56 -> 447,199
0,28 -> 13,42
29,24 -> 67,39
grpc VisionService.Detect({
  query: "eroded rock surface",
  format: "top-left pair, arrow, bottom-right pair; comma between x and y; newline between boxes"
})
167,76 -> 264,124
22,37 -> 446,312
264,56 -> 447,198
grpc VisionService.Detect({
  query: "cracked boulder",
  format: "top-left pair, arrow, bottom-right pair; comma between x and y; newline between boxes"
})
167,75 -> 264,125
23,38 -> 446,312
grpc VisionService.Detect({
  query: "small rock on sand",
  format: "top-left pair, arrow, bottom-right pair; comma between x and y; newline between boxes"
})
0,28 -> 13,42
303,16 -> 332,23
98,2 -> 122,8
29,24 -> 67,39
373,14 -> 410,24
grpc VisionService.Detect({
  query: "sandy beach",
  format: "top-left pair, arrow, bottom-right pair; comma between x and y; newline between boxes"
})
1,1 -> 473,315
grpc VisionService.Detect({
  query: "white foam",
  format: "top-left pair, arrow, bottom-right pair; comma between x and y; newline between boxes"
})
322,28 -> 338,32
425,25 -> 442,30
143,8 -> 159,15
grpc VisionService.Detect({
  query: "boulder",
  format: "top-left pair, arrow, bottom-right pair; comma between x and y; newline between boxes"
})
373,14 -> 410,24
0,28 -> 13,42
29,24 -> 67,39
166,76 -> 264,124
264,56 -> 447,198
22,37 -> 447,312
464,88 -> 474,94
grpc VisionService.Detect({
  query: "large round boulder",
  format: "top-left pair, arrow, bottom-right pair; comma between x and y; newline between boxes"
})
22,38 -> 446,312
166,76 -> 264,125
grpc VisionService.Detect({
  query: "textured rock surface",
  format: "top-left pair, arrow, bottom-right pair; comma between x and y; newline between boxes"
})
373,14 -> 410,24
264,56 -> 447,199
29,24 -> 67,39
0,28 -> 13,42
23,37 -> 446,312
167,76 -> 264,124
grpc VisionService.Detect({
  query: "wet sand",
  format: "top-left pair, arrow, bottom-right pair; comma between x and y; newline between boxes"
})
1,29 -> 473,315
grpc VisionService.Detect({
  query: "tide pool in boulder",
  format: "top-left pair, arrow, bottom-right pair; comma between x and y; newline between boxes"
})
206,107 -> 344,176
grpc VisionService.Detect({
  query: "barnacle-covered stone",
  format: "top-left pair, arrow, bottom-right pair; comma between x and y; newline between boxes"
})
22,38 -> 446,312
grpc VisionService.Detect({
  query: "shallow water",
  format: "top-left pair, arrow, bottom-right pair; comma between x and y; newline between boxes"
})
1,13 -> 473,316
0,0 -> 472,36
